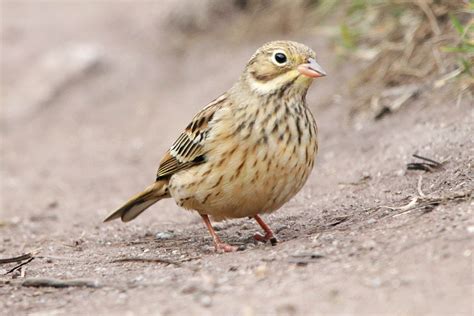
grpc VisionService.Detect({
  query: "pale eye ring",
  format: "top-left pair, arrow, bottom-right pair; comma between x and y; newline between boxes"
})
272,51 -> 288,65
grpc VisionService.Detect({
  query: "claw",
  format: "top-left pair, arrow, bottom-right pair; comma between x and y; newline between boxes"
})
253,214 -> 278,246
201,214 -> 238,253
254,232 -> 278,246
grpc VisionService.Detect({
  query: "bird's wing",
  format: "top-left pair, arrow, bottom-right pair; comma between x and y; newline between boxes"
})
156,94 -> 228,180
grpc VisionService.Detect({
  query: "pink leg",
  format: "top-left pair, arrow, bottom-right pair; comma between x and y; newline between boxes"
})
201,214 -> 238,252
253,214 -> 278,246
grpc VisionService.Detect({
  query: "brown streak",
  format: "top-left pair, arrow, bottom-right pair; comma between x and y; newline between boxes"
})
295,116 -> 302,145
234,160 -> 246,179
202,193 -> 212,205
201,169 -> 212,177
211,175 -> 224,189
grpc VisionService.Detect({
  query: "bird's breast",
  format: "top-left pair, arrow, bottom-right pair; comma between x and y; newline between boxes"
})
169,97 -> 318,220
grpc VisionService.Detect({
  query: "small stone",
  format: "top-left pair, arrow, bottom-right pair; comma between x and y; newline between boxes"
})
198,295 -> 212,307
288,253 -> 324,266
367,218 -> 377,224
47,201 -> 59,209
361,240 -> 376,250
370,277 -> 382,288
241,306 -> 255,316
274,225 -> 288,233
328,289 -> 340,297
181,284 -> 198,294
155,231 -> 175,240
255,264 -> 268,278
276,304 -> 297,315
240,223 -> 250,230
395,169 -> 405,176
134,275 -> 144,282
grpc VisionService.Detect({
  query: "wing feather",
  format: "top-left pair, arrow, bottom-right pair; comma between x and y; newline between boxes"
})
156,94 -> 228,180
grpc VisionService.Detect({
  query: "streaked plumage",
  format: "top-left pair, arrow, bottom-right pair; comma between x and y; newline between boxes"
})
104,41 -> 326,252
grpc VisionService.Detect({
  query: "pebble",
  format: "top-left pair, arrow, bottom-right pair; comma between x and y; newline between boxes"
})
395,169 -> 405,176
254,264 -> 268,278
198,295 -> 212,307
361,240 -> 377,250
155,231 -> 175,240
370,277 -> 382,288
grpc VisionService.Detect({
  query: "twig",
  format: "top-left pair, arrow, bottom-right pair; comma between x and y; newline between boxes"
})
111,257 -> 182,266
380,196 -> 419,212
407,163 -> 434,172
412,154 -> 442,166
178,256 -> 202,263
22,278 -> 100,288
415,0 -> 441,36
327,216 -> 350,227
456,90 -> 465,108
4,257 -> 34,275
389,191 -> 470,218
431,46 -> 446,73
289,253 -> 324,266
407,154 -> 443,172
0,253 -> 33,265
338,175 -> 371,186
392,198 -> 439,217
36,255 -> 81,261
417,175 -> 426,198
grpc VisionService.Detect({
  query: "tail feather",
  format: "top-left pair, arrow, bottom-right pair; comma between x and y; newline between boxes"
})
104,180 -> 169,223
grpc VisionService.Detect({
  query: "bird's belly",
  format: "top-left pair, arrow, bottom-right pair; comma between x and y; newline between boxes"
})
168,132 -> 316,221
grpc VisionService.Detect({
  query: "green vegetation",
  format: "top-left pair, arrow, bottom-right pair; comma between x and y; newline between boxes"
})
321,0 -> 473,89
442,12 -> 473,76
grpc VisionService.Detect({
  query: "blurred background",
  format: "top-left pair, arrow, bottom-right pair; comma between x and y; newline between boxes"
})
1,1 -> 472,315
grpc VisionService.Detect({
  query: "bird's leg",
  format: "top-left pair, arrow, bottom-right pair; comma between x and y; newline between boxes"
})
253,214 -> 278,246
200,214 -> 238,252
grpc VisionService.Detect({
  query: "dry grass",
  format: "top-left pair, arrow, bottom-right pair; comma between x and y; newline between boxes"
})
161,0 -> 472,120
324,0 -> 473,120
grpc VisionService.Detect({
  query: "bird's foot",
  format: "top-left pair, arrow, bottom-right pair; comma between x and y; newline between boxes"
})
215,242 -> 239,253
253,214 -> 278,246
201,214 -> 238,253
253,232 -> 278,246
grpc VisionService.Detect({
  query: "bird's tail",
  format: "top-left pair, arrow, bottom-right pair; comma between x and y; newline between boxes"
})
103,180 -> 170,223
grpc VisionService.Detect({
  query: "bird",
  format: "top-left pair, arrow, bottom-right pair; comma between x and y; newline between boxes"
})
104,40 -> 326,252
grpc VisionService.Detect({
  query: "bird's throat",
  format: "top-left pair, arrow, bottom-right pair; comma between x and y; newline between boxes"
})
238,70 -> 311,98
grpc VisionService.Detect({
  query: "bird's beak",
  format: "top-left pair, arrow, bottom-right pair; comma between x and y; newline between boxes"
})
297,58 -> 327,78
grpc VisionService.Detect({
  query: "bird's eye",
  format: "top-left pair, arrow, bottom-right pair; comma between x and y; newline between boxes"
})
273,52 -> 287,65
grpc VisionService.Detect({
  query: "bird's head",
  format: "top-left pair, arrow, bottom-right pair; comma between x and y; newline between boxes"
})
240,41 -> 326,96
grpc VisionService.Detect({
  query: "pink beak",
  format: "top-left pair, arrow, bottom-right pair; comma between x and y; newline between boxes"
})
297,58 -> 327,78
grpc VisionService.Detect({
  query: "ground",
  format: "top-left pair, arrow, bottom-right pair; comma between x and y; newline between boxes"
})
0,2 -> 472,315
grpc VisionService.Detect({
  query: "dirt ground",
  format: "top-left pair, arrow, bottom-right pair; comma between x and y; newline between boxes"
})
1,2 -> 473,315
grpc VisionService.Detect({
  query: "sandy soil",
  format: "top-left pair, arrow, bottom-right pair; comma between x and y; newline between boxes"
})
1,2 -> 473,315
